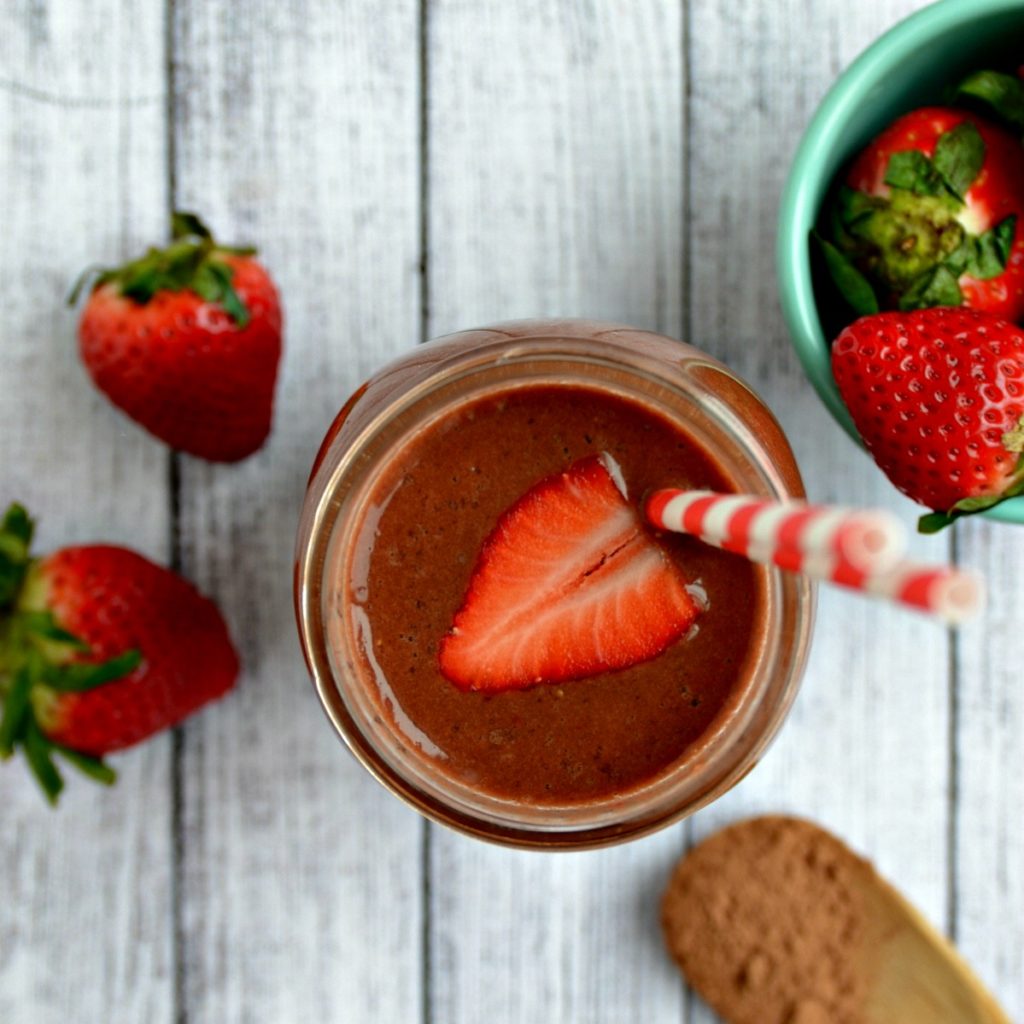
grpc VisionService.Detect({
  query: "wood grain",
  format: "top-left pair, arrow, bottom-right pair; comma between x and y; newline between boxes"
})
427,0 -> 684,338
0,3 -> 172,1023
170,2 -> 424,1021
2,1 -> 1022,1022
426,3 -> 688,1022
955,518 -> 1024,1016
685,0 -> 957,1020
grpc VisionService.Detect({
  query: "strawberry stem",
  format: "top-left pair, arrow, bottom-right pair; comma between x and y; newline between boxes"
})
825,123 -> 1016,319
954,70 -> 1024,138
171,210 -> 213,241
0,664 -> 33,757
0,503 -> 32,607
67,211 -> 256,327
918,470 -> 1024,533
23,720 -> 63,806
0,502 -> 139,804
53,744 -> 116,787
43,649 -> 142,692
19,610 -> 90,649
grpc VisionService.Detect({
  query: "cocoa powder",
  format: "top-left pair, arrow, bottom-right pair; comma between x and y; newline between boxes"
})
661,816 -> 872,1024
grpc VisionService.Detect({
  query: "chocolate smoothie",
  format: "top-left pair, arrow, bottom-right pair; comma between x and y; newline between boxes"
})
333,382 -> 766,805
298,321 -> 812,844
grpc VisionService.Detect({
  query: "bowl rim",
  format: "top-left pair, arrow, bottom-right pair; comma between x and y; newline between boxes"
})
777,0 -> 1024,525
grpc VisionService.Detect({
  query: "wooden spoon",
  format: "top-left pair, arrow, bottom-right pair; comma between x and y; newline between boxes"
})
661,816 -> 1011,1024
856,861 -> 1011,1023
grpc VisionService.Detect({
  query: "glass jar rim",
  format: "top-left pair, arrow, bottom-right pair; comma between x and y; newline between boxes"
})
295,325 -> 815,849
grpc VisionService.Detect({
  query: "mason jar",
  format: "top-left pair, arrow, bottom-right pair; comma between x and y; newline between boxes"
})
294,320 -> 814,849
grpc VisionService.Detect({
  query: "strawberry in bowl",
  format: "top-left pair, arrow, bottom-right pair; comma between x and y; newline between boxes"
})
0,503 -> 239,802
821,109 -> 1024,323
779,5 -> 1024,526
71,212 -> 283,462
831,307 -> 1024,533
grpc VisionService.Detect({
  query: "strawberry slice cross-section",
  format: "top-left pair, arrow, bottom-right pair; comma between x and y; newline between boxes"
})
438,454 -> 700,692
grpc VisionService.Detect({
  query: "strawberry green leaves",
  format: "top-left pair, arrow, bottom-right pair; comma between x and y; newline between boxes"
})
918,472 -> 1024,534
939,215 -> 1018,283
171,210 -> 213,241
884,149 -> 945,197
899,265 -> 962,311
0,664 -> 34,757
19,610 -> 90,649
68,211 -> 254,327
820,112 -> 1022,323
954,70 -> 1024,139
51,744 -> 116,787
931,122 -> 986,202
0,614 -> 136,801
42,650 -> 142,693
22,722 -> 65,805
815,235 -> 879,316
1,503 -> 32,546
12,719 -> 117,805
973,215 -> 1017,279
882,123 -> 985,203
0,654 -> 68,806
190,258 -> 251,327
826,212 -> 1019,317
896,214 -> 1017,312
0,502 -> 139,803
0,503 -> 33,608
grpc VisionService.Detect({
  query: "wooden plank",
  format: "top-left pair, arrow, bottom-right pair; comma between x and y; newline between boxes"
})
428,0 -> 684,337
426,3 -> 687,1022
685,0 -> 953,1019
0,3 -> 172,1024
955,518 -> 1024,1012
3,4 -> 1015,1023
170,2 -> 424,1021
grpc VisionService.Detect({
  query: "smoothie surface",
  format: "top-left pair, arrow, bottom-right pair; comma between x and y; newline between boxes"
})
342,383 -> 765,803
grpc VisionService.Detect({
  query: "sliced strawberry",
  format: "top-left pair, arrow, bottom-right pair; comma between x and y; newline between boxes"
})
438,455 -> 699,691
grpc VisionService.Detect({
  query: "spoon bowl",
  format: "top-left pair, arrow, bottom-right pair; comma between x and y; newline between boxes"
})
661,816 -> 1010,1023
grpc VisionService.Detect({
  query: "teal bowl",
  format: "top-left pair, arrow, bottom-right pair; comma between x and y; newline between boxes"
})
778,0 -> 1024,524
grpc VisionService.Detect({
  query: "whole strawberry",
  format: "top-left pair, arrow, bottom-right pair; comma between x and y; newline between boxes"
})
73,212 -> 283,462
0,504 -> 239,803
831,307 -> 1024,532
821,109 -> 1024,323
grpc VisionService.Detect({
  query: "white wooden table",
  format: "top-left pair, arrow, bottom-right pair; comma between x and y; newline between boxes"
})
2,2 -> 1021,1021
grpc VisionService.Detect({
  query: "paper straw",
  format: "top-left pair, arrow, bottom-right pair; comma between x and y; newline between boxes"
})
645,489 -> 907,573
644,489 -> 983,625
841,559 -> 985,626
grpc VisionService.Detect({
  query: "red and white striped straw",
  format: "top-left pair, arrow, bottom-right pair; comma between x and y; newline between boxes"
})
644,489 -> 907,574
645,488 -> 983,625
847,560 -> 984,625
